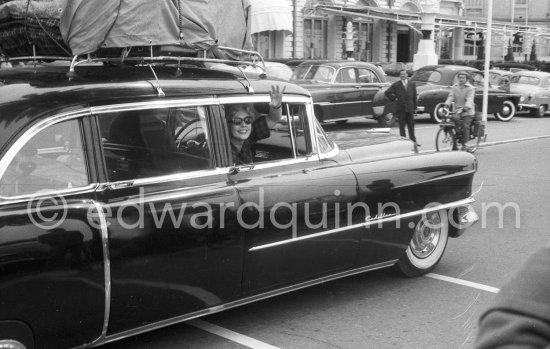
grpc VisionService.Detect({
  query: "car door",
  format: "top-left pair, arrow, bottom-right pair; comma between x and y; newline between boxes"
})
90,102 -> 243,334
0,115 -> 106,349
218,97 -> 360,294
356,67 -> 389,116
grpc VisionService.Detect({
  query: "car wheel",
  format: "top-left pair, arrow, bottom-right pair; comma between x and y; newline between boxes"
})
335,120 -> 348,125
494,100 -> 516,121
378,112 -> 397,127
534,104 -> 547,118
430,103 -> 447,123
0,340 -> 27,349
396,209 -> 449,277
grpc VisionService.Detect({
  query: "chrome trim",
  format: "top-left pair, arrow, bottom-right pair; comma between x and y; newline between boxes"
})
0,110 -> 90,182
99,260 -> 397,347
105,168 -> 229,188
89,201 -> 112,347
518,103 -> 536,108
249,197 -> 475,251
217,95 -> 310,105
416,106 -> 425,112
89,98 -> 219,114
316,101 -> 368,106
393,169 -> 477,188
0,184 -> 97,205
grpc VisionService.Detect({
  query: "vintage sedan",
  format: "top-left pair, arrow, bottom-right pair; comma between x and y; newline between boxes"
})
290,60 -> 389,124
0,59 -> 478,349
510,71 -> 550,118
373,65 -> 522,124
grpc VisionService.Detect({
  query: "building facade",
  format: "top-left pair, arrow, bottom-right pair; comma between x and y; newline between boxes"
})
251,0 -> 550,64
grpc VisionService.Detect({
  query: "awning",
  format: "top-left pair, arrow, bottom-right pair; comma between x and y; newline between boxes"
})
315,4 -> 550,38
315,4 -> 422,33
250,0 -> 293,34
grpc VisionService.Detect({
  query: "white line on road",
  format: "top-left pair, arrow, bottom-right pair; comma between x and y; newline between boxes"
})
426,273 -> 500,293
188,319 -> 281,349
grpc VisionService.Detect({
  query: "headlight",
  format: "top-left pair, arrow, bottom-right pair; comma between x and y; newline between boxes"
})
519,96 -> 525,102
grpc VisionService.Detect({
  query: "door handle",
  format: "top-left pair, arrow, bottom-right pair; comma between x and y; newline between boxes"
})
108,181 -> 134,190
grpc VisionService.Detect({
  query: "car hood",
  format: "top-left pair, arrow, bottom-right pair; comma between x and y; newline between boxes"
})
333,131 -> 417,161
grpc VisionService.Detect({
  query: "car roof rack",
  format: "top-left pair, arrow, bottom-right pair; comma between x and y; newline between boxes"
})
1,45 -> 266,74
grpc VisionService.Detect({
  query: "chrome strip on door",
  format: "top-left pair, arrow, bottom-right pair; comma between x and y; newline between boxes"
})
249,197 -> 476,251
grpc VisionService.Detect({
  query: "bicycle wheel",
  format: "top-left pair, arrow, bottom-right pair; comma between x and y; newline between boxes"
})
435,127 -> 456,151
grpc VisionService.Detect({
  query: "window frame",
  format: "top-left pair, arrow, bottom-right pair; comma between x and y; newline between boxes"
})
0,110 -> 96,202
217,95 -> 320,169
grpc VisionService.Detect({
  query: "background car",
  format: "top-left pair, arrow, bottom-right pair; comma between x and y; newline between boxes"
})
207,61 -> 293,81
491,62 -> 537,72
488,69 -> 514,91
0,58 -> 477,349
290,60 -> 389,124
509,71 -> 550,118
373,65 -> 522,124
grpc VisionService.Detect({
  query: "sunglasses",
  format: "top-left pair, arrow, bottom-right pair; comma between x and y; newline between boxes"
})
230,117 -> 253,126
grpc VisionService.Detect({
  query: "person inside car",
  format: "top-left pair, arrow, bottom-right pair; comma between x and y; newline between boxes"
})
443,71 -> 476,150
227,85 -> 285,165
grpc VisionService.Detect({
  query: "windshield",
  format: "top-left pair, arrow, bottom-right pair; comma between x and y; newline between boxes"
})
411,69 -> 442,83
510,75 -> 541,86
292,65 -> 335,83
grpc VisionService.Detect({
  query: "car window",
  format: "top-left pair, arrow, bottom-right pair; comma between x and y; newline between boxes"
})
293,65 -> 334,83
510,75 -> 541,86
470,73 -> 485,87
224,102 -> 312,165
315,121 -> 335,154
357,68 -> 380,83
0,119 -> 89,197
335,67 -> 357,84
411,70 -> 441,83
489,73 -> 502,85
97,106 -> 212,182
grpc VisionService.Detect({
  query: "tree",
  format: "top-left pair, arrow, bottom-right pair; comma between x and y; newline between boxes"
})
504,38 -> 514,62
530,40 -> 537,62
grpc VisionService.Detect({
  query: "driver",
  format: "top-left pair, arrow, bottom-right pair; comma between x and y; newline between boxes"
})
227,85 -> 285,165
443,71 -> 476,150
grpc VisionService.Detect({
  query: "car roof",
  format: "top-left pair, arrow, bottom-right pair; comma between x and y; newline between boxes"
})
296,60 -> 380,68
511,70 -> 550,78
0,64 -> 309,154
416,65 -> 479,72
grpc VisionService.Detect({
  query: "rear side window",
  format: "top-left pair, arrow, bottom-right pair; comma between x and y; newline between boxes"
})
411,70 -> 441,83
0,119 -> 89,197
97,106 -> 212,182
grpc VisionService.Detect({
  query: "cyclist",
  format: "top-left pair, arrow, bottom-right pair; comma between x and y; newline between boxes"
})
443,71 -> 476,150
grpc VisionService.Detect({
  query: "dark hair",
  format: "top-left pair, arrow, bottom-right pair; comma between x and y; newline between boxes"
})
225,104 -> 259,121
456,71 -> 471,80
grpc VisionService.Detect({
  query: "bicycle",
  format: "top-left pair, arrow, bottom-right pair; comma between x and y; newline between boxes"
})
435,108 -> 484,153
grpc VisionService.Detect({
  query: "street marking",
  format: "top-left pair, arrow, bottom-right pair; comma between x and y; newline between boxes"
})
426,273 -> 500,294
188,319 -> 281,349
419,134 -> 550,154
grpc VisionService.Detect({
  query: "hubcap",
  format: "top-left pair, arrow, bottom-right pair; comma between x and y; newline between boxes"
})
501,105 -> 511,116
410,212 -> 441,259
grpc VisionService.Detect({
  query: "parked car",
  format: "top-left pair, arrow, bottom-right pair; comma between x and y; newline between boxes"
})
492,62 -> 537,72
509,70 -> 550,117
290,60 -> 389,124
488,69 -> 514,90
373,65 -> 522,125
207,61 -> 293,81
0,58 -> 478,349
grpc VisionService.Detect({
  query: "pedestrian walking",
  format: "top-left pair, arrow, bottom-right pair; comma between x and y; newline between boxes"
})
384,69 -> 419,147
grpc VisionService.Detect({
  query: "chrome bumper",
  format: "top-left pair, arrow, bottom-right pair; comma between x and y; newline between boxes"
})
519,103 -> 536,109
449,204 -> 479,238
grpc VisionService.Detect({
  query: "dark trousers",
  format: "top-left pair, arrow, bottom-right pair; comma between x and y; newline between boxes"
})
397,111 -> 416,142
452,114 -> 473,145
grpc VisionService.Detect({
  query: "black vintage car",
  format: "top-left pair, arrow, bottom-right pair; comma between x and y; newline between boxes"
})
373,65 -> 522,124
0,58 -> 478,349
290,60 -> 389,124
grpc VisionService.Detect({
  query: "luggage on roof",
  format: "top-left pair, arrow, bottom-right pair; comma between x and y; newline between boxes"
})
0,0 -> 253,60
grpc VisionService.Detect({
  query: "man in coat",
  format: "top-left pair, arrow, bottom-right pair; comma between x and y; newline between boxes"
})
384,69 -> 419,146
